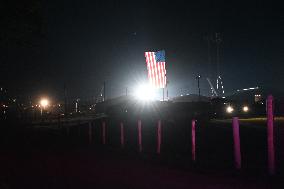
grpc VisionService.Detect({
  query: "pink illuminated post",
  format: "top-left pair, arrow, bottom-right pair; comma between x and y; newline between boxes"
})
138,120 -> 142,152
157,120 -> 162,154
102,121 -> 106,145
191,119 -> 196,161
267,95 -> 275,175
232,117 -> 241,170
120,122 -> 124,148
88,122 -> 92,144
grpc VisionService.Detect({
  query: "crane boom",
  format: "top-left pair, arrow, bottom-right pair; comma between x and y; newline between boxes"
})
206,78 -> 218,97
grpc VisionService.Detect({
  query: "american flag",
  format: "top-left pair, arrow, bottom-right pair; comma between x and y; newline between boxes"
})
144,50 -> 167,88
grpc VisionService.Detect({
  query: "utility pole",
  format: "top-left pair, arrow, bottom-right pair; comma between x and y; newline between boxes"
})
196,75 -> 201,100
64,84 -> 67,116
103,81 -> 106,102
166,80 -> 169,100
206,34 -> 212,79
215,33 -> 222,90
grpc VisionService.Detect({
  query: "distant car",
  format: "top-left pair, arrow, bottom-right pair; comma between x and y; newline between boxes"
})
210,97 -> 265,118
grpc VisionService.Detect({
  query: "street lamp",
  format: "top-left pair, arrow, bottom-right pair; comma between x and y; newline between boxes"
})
196,75 -> 201,100
39,98 -> 49,116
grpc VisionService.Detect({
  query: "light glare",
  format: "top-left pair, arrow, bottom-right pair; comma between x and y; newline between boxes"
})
134,84 -> 155,101
40,98 -> 49,108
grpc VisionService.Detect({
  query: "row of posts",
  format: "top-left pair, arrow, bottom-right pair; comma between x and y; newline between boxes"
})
231,95 -> 275,175
82,119 -> 162,154
69,95 -> 276,175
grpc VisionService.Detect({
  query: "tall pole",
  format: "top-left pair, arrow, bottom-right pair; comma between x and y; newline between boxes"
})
166,79 -> 169,101
215,33 -> 222,91
207,34 -> 212,79
196,75 -> 201,100
166,88 -> 168,100
64,84 -> 67,116
163,88 -> 165,101
216,33 -> 221,79
103,81 -> 106,102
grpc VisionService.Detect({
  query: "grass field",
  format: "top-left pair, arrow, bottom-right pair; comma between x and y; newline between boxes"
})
212,116 -> 284,125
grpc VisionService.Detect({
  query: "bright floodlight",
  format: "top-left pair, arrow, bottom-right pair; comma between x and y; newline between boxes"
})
226,106 -> 234,113
134,84 -> 155,101
243,106 -> 249,112
40,98 -> 49,108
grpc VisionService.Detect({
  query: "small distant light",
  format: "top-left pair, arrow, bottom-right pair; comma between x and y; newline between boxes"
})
180,94 -> 183,96
243,106 -> 249,112
186,93 -> 189,95
89,107 -> 92,110
226,106 -> 234,113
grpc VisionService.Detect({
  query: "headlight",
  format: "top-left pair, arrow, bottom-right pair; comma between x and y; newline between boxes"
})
226,106 -> 234,113
242,106 -> 249,112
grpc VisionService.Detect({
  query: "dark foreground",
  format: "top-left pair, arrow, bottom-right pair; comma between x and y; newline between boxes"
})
1,149 -> 283,189
1,119 -> 284,188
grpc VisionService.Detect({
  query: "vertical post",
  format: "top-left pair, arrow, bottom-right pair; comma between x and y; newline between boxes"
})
166,88 -> 168,101
103,81 -> 106,102
88,122 -> 92,144
196,75 -> 201,101
138,120 -> 142,152
267,95 -> 275,175
157,120 -> 162,154
192,119 -> 196,161
102,120 -> 106,145
232,117 -> 241,170
120,122 -> 124,148
64,84 -> 68,117
163,88 -> 165,101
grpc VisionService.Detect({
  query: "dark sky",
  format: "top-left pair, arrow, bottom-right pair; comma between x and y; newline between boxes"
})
1,0 -> 284,100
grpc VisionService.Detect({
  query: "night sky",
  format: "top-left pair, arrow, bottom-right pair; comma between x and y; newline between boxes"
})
1,0 -> 283,101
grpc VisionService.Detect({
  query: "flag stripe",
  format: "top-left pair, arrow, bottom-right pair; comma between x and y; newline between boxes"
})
145,51 -> 166,88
